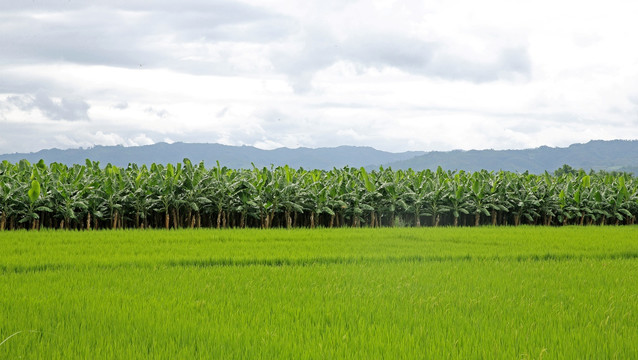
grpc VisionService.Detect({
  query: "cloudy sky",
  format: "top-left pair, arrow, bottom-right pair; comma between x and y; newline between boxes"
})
1,0 -> 638,154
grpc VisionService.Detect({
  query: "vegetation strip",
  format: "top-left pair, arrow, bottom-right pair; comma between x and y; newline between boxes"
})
1,159 -> 637,230
4,251 -> 638,275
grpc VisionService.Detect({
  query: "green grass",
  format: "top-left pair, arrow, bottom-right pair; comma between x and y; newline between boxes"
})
1,227 -> 638,358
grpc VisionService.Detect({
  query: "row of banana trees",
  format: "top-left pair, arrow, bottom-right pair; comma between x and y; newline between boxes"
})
1,159 -> 637,230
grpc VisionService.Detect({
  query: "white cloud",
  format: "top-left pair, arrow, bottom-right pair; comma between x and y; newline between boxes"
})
1,0 -> 638,155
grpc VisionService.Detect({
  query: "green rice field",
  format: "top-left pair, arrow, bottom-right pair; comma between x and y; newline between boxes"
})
1,227 -> 638,358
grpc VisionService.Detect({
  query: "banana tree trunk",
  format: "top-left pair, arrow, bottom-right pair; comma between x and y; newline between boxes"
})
285,210 -> 292,229
310,212 -> 315,228
414,211 -> 420,227
165,211 -> 170,230
329,214 -> 335,228
172,208 -> 179,229
268,211 -> 275,229
0,213 -> 6,231
216,210 -> 222,229
112,211 -> 118,230
474,213 -> 480,227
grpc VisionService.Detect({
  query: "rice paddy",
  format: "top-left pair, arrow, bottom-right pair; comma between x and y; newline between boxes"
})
1,227 -> 638,358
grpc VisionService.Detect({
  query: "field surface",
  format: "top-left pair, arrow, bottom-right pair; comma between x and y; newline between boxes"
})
1,227 -> 638,359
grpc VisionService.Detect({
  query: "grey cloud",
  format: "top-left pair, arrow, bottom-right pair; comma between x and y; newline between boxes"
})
216,107 -> 229,118
426,47 -> 531,83
275,30 -> 530,91
162,6 -> 296,43
0,0 -> 281,14
1,1 -> 529,91
0,122 -> 57,154
0,107 -> 166,154
271,29 -> 340,93
274,33 -> 436,90
0,10 -> 154,68
343,35 -> 436,73
256,108 -> 299,133
0,71 -> 62,94
7,92 -> 90,121
0,2 -> 294,72
113,102 -> 128,110
145,107 -> 169,118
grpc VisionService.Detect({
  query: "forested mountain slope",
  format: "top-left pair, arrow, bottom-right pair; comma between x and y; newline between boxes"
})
385,140 -> 638,173
1,140 -> 637,173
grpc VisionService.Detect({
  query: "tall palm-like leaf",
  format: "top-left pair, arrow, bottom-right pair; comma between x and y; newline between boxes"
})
378,168 -> 409,227
445,173 -> 471,227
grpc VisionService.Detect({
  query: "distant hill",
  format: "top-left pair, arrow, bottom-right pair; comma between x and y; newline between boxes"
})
1,140 -> 637,173
0,142 -> 424,170
384,140 -> 638,173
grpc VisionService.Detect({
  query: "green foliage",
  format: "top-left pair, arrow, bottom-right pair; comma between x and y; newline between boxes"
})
27,180 -> 40,204
0,160 -> 637,230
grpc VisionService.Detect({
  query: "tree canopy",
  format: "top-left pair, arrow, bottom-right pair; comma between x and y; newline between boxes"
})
1,159 -> 636,230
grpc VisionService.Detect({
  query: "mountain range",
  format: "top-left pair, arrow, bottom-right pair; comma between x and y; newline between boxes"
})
1,140 -> 637,173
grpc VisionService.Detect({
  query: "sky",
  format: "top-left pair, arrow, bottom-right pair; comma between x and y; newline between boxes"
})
1,0 -> 638,154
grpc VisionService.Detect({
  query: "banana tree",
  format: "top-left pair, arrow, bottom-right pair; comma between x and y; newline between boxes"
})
276,166 -> 306,229
19,175 -> 52,230
51,165 -> 89,229
378,168 -> 409,227
603,175 -> 633,225
102,164 -> 128,229
446,174 -> 471,227
467,171 -> 491,226
507,174 -> 540,226
304,170 -> 335,228
359,167 -> 383,227
180,159 -> 211,228
233,175 -> 258,228
423,170 -> 450,227
405,169 -> 429,227
151,163 -> 184,229
0,165 -> 21,230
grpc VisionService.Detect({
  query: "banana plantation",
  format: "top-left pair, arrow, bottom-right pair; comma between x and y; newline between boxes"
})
0,159 -> 636,230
